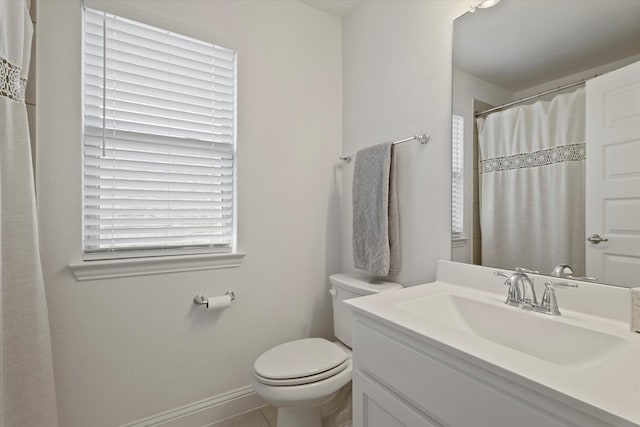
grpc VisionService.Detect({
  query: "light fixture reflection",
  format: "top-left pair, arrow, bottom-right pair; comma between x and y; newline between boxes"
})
470,0 -> 501,13
478,0 -> 501,8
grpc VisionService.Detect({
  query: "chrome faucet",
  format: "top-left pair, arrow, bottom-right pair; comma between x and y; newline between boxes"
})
550,263 -> 597,282
519,274 -> 538,310
513,267 -> 540,309
495,271 -> 577,316
494,271 -> 537,309
536,281 -> 577,315
550,264 -> 574,278
494,271 -> 523,306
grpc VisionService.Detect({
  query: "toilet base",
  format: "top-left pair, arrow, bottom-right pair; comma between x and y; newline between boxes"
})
277,406 -> 322,427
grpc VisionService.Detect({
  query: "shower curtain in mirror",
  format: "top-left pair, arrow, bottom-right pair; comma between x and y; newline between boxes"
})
1,0 -> 58,425
477,88 -> 585,276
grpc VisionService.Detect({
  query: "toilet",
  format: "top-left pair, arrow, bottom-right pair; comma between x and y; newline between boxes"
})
252,274 -> 403,427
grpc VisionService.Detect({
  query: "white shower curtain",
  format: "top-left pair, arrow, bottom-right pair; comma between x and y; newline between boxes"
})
1,0 -> 58,425
477,88 -> 586,276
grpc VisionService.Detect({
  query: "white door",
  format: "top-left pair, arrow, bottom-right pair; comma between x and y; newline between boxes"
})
586,60 -> 640,287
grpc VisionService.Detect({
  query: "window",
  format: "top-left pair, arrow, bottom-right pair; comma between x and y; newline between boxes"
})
83,8 -> 236,260
452,114 -> 464,237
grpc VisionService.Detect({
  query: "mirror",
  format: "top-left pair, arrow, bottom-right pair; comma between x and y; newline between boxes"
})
451,0 -> 640,287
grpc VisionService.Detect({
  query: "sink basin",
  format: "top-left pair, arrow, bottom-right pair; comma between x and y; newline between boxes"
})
395,293 -> 626,368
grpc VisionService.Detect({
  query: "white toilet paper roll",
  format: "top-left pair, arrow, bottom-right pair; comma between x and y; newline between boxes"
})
207,294 -> 232,310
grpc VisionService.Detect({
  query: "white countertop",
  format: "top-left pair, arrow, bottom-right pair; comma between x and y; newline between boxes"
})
347,262 -> 640,427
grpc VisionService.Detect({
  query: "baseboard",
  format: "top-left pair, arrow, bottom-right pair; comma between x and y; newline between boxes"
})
121,385 -> 266,427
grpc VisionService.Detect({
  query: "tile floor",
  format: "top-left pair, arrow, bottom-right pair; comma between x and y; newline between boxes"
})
212,405 -> 277,427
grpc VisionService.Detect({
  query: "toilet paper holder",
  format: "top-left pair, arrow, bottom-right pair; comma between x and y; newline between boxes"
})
193,291 -> 235,308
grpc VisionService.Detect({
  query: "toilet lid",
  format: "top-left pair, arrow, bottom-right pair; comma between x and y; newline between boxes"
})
253,338 -> 348,381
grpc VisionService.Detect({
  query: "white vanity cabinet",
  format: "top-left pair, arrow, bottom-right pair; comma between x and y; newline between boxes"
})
351,313 -> 622,427
353,371 -> 441,427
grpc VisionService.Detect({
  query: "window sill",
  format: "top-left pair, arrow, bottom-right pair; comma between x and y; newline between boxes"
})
452,236 -> 470,248
69,251 -> 246,281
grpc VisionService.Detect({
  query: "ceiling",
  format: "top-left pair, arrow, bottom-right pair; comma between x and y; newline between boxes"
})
299,0 -> 364,18
454,0 -> 640,92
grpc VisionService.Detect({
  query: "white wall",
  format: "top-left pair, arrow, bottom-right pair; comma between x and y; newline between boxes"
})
341,0 -> 475,287
36,1 -> 342,425
514,53 -> 640,99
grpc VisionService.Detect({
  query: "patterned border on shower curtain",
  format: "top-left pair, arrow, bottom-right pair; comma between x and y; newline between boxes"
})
0,57 -> 27,102
479,143 -> 586,174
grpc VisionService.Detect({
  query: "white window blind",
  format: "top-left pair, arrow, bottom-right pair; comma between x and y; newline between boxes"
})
452,114 -> 464,237
83,8 -> 236,259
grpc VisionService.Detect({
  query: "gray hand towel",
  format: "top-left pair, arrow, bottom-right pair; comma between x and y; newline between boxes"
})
352,142 -> 400,276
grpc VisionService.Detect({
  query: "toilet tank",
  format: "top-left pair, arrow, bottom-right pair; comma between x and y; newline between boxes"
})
329,273 -> 403,348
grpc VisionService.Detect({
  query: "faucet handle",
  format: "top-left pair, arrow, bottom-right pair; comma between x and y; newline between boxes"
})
537,281 -> 577,315
494,271 -> 510,278
566,275 -> 598,282
516,266 -> 539,274
545,281 -> 578,290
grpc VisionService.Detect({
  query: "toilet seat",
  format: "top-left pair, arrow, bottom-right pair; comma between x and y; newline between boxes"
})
253,338 -> 348,386
251,358 -> 353,409
254,359 -> 348,386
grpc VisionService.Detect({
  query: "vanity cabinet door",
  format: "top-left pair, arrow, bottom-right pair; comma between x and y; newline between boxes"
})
353,320 -> 576,427
353,372 -> 443,427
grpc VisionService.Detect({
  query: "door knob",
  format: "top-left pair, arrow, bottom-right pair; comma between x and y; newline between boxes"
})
587,234 -> 608,244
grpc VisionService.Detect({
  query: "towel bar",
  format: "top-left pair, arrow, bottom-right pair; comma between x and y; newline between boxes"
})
340,133 -> 429,162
